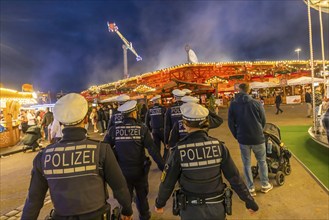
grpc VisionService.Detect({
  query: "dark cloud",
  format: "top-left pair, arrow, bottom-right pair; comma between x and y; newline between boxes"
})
0,0 -> 328,93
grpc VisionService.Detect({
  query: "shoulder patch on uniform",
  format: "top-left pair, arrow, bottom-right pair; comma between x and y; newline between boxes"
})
160,164 -> 169,182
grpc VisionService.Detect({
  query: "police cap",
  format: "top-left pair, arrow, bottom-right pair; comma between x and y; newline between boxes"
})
150,95 -> 161,102
172,89 -> 186,97
116,94 -> 130,103
181,96 -> 199,103
53,93 -> 88,126
182,88 -> 192,95
180,103 -> 209,121
118,100 -> 137,114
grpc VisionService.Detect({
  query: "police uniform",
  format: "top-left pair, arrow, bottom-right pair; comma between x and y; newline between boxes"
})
145,95 -> 167,156
22,93 -> 133,220
107,94 -> 130,130
168,96 -> 223,149
104,100 -> 165,220
155,103 -> 258,220
164,89 -> 186,159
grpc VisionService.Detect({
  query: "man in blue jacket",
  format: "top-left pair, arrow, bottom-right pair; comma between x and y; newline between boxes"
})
228,83 -> 272,197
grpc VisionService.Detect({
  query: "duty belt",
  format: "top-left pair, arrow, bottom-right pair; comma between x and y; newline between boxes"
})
186,192 -> 224,205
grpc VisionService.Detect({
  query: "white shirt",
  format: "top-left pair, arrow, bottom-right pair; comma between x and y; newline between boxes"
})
50,119 -> 63,139
27,112 -> 36,126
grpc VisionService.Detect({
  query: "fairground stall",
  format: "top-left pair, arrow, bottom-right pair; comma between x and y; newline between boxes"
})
81,60 -> 329,108
0,87 -> 37,148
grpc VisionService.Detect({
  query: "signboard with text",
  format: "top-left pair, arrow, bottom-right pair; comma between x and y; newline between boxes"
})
286,95 -> 301,104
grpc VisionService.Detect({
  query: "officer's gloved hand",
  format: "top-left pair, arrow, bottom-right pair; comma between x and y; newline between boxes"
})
245,199 -> 259,212
154,206 -> 164,214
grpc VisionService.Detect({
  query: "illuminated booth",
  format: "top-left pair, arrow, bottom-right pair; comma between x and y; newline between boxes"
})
81,60 -> 329,108
0,87 -> 37,148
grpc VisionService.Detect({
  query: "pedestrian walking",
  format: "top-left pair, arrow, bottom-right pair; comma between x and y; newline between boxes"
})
90,108 -> 98,133
41,107 -> 53,141
139,103 -> 148,123
305,88 -> 312,118
145,95 -> 166,157
21,93 -> 133,220
228,83 -> 273,196
97,105 -> 106,135
275,92 -> 283,114
167,95 -> 223,150
164,89 -> 186,160
107,94 -> 130,129
155,102 -> 259,220
104,100 -> 164,220
103,105 -> 110,129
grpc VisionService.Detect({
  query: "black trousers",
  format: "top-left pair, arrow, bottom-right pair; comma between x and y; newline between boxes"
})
276,103 -> 283,114
180,203 -> 226,220
152,129 -> 164,157
99,120 -> 105,133
125,174 -> 151,220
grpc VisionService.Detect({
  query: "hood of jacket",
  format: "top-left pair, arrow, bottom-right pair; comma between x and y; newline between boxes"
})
235,92 -> 252,104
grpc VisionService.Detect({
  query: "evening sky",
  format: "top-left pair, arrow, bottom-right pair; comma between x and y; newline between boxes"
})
1,0 -> 328,93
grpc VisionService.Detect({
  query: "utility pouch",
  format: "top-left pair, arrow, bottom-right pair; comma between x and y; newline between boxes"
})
224,187 -> 233,215
172,189 -> 186,216
172,189 -> 180,216
144,157 -> 152,175
110,206 -> 121,220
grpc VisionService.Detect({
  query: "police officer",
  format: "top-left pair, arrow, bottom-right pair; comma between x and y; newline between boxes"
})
107,94 -> 130,130
168,95 -> 223,150
22,93 -> 133,220
155,102 -> 259,220
164,89 -> 186,159
145,95 -> 166,157
104,100 -> 165,220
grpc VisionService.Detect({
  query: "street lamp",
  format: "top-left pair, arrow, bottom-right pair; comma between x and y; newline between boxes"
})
294,48 -> 301,60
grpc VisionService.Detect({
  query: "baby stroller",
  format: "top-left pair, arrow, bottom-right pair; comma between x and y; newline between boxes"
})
251,123 -> 292,186
22,126 -> 42,152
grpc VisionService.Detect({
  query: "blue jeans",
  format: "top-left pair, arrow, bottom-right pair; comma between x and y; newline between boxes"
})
239,143 -> 269,189
44,126 -> 48,140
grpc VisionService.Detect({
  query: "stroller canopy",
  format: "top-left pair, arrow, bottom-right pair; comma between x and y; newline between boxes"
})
25,126 -> 41,135
264,123 -> 281,143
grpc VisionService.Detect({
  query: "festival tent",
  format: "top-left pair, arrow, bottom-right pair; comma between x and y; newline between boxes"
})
287,76 -> 325,86
250,81 -> 280,89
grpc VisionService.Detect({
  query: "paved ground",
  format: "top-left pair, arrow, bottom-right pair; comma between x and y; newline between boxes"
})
0,103 -> 328,220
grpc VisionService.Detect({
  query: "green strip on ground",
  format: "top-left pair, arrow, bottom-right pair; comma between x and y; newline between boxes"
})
280,125 -> 329,189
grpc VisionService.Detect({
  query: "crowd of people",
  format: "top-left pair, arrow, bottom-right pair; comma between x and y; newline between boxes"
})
15,108 -> 65,150
21,83 -> 275,220
2,82 -> 326,220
